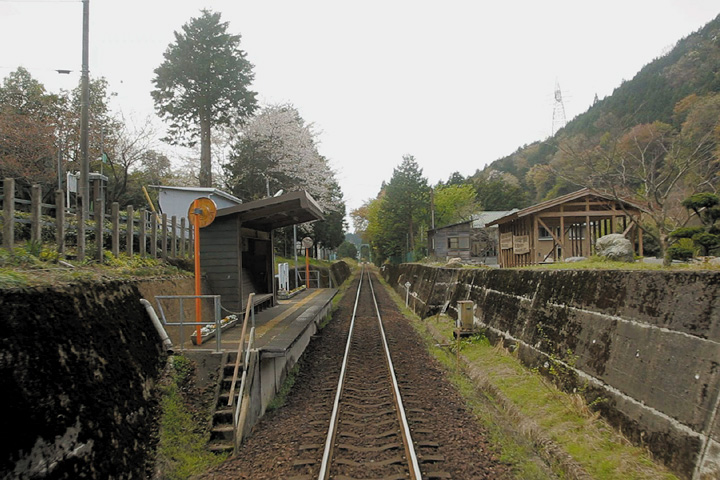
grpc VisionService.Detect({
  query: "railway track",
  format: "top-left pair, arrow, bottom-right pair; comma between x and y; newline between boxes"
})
208,263 -> 507,479
291,266 -> 447,480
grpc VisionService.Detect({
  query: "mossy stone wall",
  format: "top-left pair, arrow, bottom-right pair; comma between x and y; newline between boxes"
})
383,264 -> 720,480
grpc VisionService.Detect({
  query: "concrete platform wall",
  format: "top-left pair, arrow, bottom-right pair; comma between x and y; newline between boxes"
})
382,264 -> 720,480
245,260 -> 352,438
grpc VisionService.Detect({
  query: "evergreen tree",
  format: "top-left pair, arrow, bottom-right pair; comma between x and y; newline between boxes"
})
377,155 -> 430,262
152,10 -> 257,187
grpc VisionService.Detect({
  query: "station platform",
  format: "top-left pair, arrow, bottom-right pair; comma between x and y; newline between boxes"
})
172,287 -> 338,356
159,286 -> 339,435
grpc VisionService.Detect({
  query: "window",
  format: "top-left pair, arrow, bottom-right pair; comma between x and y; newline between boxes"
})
448,237 -> 459,249
538,226 -> 552,240
539,226 -> 560,241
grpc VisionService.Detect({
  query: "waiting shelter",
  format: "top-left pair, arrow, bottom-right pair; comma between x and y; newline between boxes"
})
487,188 -> 644,267
199,190 -> 324,312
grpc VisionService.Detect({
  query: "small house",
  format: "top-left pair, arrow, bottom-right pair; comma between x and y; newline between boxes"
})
428,210 -> 516,264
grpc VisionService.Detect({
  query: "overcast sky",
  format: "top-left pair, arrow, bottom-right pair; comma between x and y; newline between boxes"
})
1,1 -> 719,226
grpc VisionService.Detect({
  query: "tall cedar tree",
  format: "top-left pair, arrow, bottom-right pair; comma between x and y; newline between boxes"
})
152,10 -> 256,187
379,155 -> 430,260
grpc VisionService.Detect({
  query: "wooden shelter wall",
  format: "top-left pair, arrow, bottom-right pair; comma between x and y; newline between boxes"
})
498,217 -> 532,267
201,217 -> 242,310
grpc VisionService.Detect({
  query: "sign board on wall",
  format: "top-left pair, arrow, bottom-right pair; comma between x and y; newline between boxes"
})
500,232 -> 513,250
513,235 -> 530,255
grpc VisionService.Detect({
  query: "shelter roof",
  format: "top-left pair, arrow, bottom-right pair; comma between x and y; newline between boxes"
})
216,190 -> 324,231
486,188 -> 644,227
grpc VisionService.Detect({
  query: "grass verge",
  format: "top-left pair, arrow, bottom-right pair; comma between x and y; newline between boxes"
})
0,244 -> 191,288
522,255 -> 720,271
156,355 -> 227,480
375,271 -> 678,480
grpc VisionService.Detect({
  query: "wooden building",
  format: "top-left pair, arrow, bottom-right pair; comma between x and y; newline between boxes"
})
428,211 -> 516,264
428,220 -> 473,261
200,190 -> 324,311
487,189 -> 644,267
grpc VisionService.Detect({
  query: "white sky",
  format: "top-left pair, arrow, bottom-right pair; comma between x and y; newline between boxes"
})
1,1 -> 719,227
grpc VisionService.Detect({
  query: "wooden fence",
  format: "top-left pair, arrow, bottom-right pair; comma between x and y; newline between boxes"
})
0,178 -> 193,263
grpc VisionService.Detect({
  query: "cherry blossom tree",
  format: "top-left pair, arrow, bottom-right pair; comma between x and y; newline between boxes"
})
224,103 -> 339,211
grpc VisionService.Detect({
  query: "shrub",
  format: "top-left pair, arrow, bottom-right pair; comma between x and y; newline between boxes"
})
667,245 -> 694,261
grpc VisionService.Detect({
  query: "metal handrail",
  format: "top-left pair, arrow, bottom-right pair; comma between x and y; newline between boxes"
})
227,293 -> 255,409
154,294 -> 223,352
234,327 -> 255,428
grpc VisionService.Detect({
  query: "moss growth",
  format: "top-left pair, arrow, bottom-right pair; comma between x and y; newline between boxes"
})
0,246 -> 190,288
266,363 -> 300,412
375,271 -> 678,480
156,355 -> 227,480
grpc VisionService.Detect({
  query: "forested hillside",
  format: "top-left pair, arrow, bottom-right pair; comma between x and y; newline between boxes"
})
354,14 -> 720,264
473,13 -> 720,206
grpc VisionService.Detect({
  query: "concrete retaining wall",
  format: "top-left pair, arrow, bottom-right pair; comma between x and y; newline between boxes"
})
382,264 -> 720,480
0,279 -> 173,479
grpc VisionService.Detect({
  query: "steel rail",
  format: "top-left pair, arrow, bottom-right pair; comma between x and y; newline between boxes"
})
367,273 -> 422,479
317,265 -> 422,480
317,265 -> 365,480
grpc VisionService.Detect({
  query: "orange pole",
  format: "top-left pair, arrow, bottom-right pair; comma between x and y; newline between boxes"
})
193,200 -> 202,345
305,248 -> 310,289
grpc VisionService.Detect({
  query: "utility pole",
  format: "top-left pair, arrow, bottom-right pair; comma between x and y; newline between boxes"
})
79,0 -> 90,218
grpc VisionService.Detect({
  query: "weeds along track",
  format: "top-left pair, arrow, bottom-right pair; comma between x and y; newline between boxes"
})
210,266 -> 506,479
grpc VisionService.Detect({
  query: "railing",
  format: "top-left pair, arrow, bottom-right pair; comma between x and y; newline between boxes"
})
225,293 -> 260,451
227,293 -> 255,407
154,295 -> 223,352
297,269 -> 321,288
0,178 -> 193,262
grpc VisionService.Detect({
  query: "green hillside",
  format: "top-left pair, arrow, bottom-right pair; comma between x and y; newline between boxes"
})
471,13 -> 720,206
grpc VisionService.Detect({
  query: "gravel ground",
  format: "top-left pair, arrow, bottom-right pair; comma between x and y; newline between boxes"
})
205,270 -> 510,479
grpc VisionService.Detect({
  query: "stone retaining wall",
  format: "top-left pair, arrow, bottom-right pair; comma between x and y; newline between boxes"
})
382,264 -> 720,480
0,279 -> 180,479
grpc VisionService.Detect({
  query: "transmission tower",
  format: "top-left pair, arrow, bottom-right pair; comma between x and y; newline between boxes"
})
551,80 -> 567,136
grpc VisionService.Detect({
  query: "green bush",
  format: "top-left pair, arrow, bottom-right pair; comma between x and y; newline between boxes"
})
667,245 -> 694,261
670,226 -> 705,239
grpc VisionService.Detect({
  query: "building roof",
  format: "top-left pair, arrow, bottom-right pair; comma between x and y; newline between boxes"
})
471,210 -> 518,228
486,188 -> 644,227
428,210 -> 519,233
217,190 -> 324,231
150,185 -> 243,205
